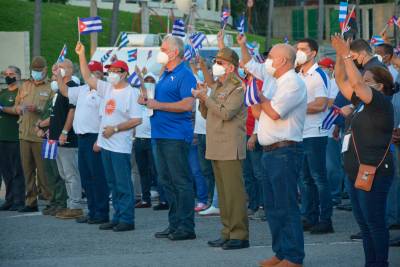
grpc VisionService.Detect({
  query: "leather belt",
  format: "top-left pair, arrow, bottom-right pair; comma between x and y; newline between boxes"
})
263,141 -> 297,152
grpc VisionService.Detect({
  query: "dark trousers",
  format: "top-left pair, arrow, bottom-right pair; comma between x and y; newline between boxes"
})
262,143 -> 305,265
78,134 -> 109,220
197,134 -> 215,202
243,135 -> 264,211
44,158 -> 67,208
134,138 -> 156,204
153,139 -> 195,233
0,141 -> 25,207
348,174 -> 393,267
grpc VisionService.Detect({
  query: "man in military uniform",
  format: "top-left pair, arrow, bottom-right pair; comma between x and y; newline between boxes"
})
193,48 -> 249,250
14,56 -> 53,212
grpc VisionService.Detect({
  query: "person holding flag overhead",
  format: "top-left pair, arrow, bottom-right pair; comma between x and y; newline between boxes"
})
192,47 -> 249,250
75,41 -> 142,232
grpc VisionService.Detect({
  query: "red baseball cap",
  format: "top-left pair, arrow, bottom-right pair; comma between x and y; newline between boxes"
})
318,57 -> 335,69
105,60 -> 129,73
88,61 -> 103,72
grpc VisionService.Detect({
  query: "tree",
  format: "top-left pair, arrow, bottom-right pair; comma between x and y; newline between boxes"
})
33,0 -> 42,57
110,0 -> 120,46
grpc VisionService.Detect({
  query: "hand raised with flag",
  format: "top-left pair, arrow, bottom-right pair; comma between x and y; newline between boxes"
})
75,41 -> 85,56
236,34 -> 247,47
331,34 -> 350,57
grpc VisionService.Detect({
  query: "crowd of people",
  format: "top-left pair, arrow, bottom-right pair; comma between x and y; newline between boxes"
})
1,31 -> 400,267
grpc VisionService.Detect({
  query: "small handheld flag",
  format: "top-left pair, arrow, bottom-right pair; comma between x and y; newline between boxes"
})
387,16 -> 398,26
128,71 -> 141,88
127,49 -> 138,63
190,32 -> 206,50
284,36 -> 289,44
41,139 -> 58,160
101,49 -> 113,63
221,8 -> 230,29
147,50 -> 153,61
370,35 -> 385,46
184,45 -> 195,61
246,42 -> 257,56
78,16 -> 103,35
245,78 -> 261,107
57,44 -> 67,63
322,105 -> 341,130
237,15 -> 245,35
118,32 -> 129,50
338,2 -> 348,24
172,19 -> 186,37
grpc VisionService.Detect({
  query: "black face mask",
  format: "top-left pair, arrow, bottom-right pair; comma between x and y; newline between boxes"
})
353,59 -> 363,70
5,76 -> 16,85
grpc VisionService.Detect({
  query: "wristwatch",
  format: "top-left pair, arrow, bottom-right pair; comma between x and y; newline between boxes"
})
61,130 -> 68,136
343,54 -> 352,60
113,127 -> 119,133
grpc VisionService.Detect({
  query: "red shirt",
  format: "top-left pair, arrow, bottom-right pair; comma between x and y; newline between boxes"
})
246,77 -> 263,136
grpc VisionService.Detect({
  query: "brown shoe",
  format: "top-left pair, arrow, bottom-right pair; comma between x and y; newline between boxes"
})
50,207 -> 66,216
273,260 -> 302,267
259,256 -> 282,267
56,208 -> 83,219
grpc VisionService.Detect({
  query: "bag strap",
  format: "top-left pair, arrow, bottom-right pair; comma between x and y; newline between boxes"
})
351,130 -> 391,168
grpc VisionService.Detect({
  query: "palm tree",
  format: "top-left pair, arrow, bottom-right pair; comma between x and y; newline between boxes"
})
110,0 -> 121,46
33,0 -> 42,57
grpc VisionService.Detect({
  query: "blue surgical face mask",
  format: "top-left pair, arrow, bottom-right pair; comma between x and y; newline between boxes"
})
238,68 -> 246,79
31,70 -> 43,81
196,70 -> 205,83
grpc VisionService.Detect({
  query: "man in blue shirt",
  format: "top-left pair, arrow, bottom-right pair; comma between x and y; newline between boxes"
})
143,35 -> 197,241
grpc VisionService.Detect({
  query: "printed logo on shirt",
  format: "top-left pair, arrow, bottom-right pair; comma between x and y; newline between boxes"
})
105,99 -> 116,115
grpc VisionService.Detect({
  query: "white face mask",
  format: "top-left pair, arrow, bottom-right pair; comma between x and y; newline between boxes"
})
50,80 -> 59,92
59,68 -> 66,78
264,59 -> 277,76
295,50 -> 308,66
212,63 -> 226,78
156,51 -> 169,65
107,72 -> 121,85
144,82 -> 155,91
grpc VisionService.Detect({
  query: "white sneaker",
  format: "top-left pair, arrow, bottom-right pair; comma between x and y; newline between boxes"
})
198,206 -> 220,216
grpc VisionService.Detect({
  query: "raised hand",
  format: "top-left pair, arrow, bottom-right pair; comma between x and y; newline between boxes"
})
75,41 -> 85,56
236,34 -> 247,47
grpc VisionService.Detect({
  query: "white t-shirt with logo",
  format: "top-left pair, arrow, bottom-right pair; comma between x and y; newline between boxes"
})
299,63 -> 329,138
68,84 -> 102,134
97,80 -> 142,154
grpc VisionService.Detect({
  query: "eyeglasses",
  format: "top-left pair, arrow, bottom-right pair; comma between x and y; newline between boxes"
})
216,60 -> 224,66
4,72 -> 16,76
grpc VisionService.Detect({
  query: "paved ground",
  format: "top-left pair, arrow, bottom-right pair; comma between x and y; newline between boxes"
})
1,194 -> 399,267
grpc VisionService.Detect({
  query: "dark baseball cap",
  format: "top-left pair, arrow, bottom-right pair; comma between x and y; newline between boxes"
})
216,48 -> 239,68
31,56 -> 47,70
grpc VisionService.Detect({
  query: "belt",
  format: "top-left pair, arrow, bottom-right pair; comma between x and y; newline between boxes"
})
263,141 -> 297,152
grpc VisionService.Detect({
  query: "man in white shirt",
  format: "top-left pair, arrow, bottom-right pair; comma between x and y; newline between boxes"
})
296,38 -> 334,234
76,42 -> 142,232
58,60 -> 110,225
239,34 -> 306,267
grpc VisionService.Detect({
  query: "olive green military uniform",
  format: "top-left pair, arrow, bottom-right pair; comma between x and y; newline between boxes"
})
200,57 -> 249,241
16,79 -> 54,207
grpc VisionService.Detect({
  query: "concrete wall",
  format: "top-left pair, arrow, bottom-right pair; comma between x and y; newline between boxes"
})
0,32 -> 30,80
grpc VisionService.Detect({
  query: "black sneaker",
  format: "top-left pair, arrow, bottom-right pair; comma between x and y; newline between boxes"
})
0,203 -> 12,211
9,205 -> 24,211
167,231 -> 196,241
99,222 -> 118,230
155,227 -> 174,238
18,206 -> 39,213
310,223 -> 334,234
88,218 -> 109,224
76,216 -> 89,223
113,223 -> 135,232
350,231 -> 362,241
390,236 -> 400,247
302,220 -> 315,231
207,238 -> 228,247
153,202 -> 169,211
221,239 -> 250,250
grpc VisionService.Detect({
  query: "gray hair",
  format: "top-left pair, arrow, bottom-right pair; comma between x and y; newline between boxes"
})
7,65 -> 22,80
162,35 -> 184,59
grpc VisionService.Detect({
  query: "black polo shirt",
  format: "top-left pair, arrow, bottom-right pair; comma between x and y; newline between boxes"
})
49,80 -> 78,147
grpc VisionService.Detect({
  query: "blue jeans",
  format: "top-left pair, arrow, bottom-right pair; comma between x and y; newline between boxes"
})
386,144 -> 400,226
153,139 -> 195,233
348,174 -> 393,267
151,139 -> 167,203
134,138 -> 156,204
262,143 -> 305,265
300,136 -> 333,225
197,134 -> 215,204
243,135 -> 264,211
78,134 -> 109,220
189,143 -> 208,204
326,137 -> 346,204
101,149 -> 134,225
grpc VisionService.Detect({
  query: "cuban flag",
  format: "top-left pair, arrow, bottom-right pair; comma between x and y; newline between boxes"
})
184,45 -> 195,61
172,19 -> 186,37
338,2 -> 348,24
128,71 -> 141,88
190,32 -> 206,50
321,105 -> 341,130
237,16 -> 245,35
254,54 -> 265,64
370,35 -> 385,46
245,78 -> 261,107
284,36 -> 289,44
101,49 -> 112,63
118,32 -> 129,50
127,49 -> 138,62
57,44 -> 67,63
221,8 -> 230,28
394,44 -> 400,57
387,16 -> 398,26
41,139 -> 58,160
246,42 -> 257,56
78,16 -> 103,35
341,7 -> 357,34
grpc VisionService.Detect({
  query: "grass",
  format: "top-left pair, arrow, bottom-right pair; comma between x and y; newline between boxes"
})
0,0 -> 271,64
